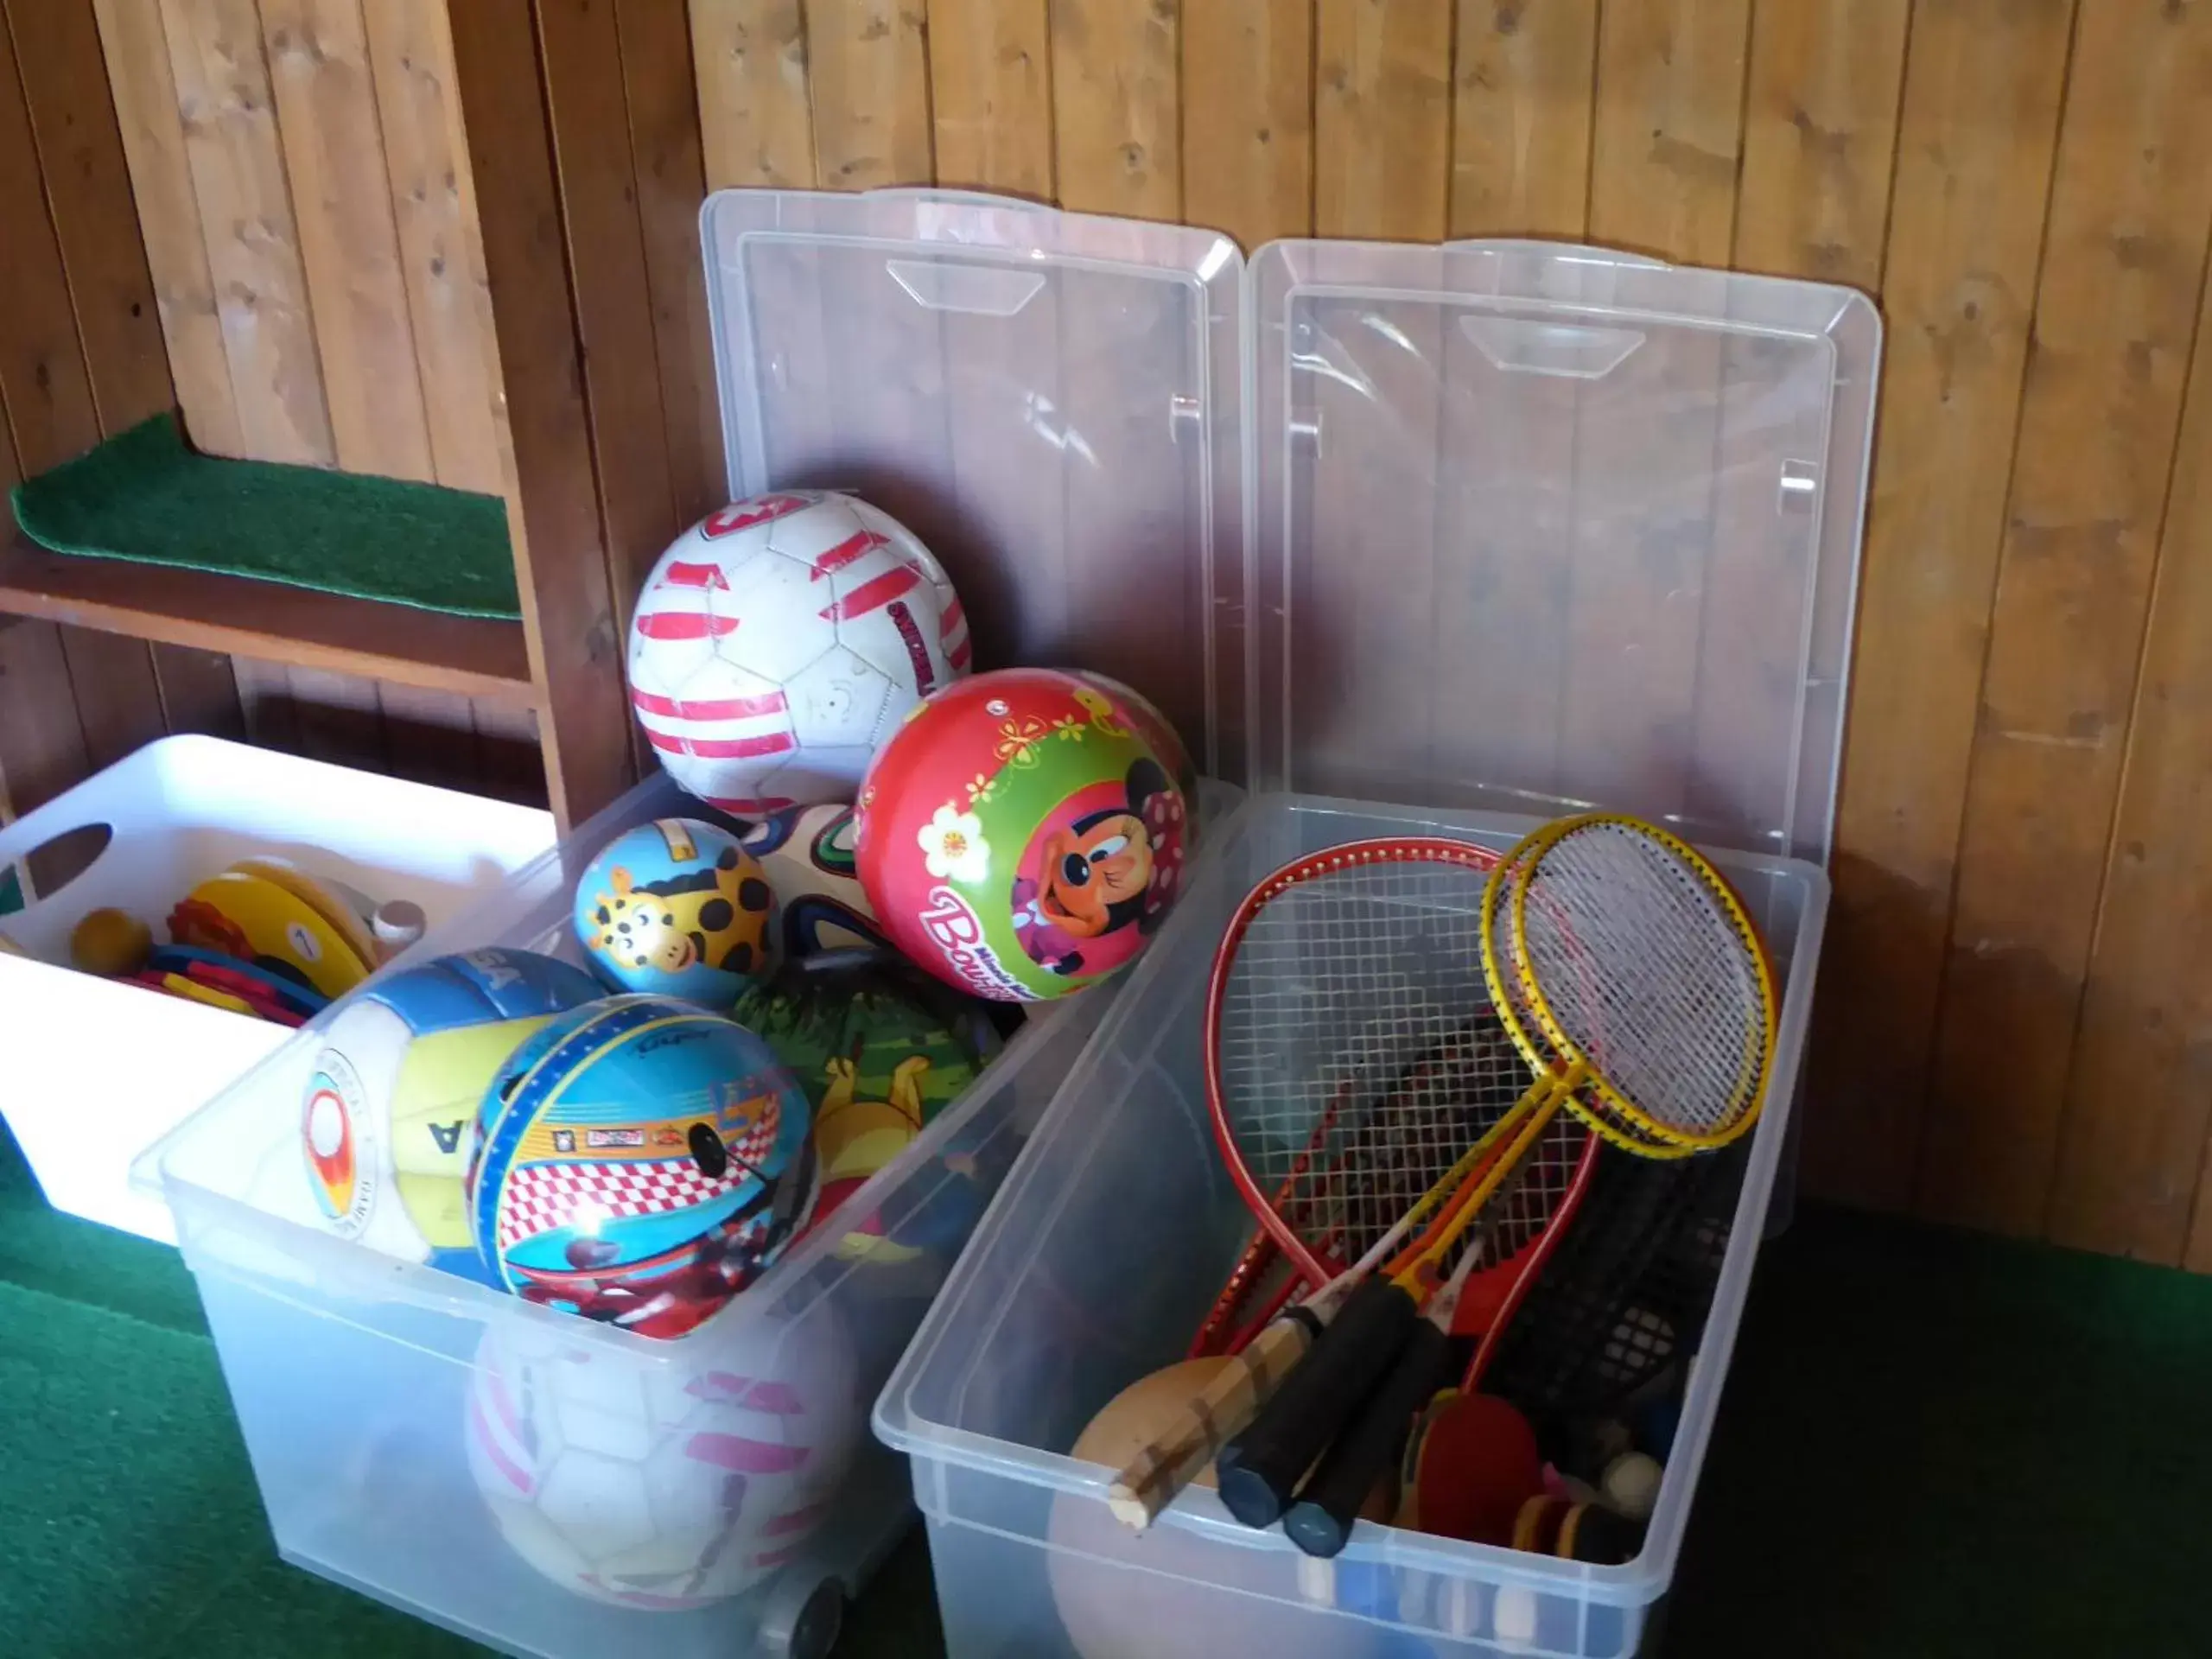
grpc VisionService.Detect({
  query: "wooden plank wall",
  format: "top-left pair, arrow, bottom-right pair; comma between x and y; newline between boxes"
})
38,0 -> 2212,1257
0,0 -> 233,827
80,0 -> 542,804
664,0 -> 2212,1263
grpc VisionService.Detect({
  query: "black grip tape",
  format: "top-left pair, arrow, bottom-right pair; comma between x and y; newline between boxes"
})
1283,1319 -> 1453,1558
1215,1275 -> 1418,1528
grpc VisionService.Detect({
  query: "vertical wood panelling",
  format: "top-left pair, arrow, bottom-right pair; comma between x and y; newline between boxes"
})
930,0 -> 1052,197
0,35 -> 108,474
1589,0 -> 1751,264
617,0 -> 722,525
1183,0 -> 1313,249
690,0 -> 816,189
0,4 -> 168,772
231,656 -> 302,749
1568,3 -> 1751,823
260,0 -> 436,480
536,0 -> 682,639
1700,5 -> 1905,849
284,662 -> 387,766
149,645 -> 246,736
1734,0 -> 1910,289
93,0 -> 245,456
467,694 -> 545,804
1049,0 -> 1179,220
1448,0 -> 1598,238
1919,0 -> 2212,1238
362,0 -> 505,494
372,677 -> 480,790
2063,257 -> 2212,1265
0,417 -> 92,823
1302,1 -> 1452,790
12,0 -> 235,761
9,0 -> 198,766
806,0 -> 932,189
161,0 -> 337,465
449,0 -> 632,825
1314,0 -> 1453,242
7,1 -> 178,430
1806,0 -> 2077,1213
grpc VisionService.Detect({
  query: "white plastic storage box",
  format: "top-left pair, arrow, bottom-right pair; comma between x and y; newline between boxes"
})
131,193 -> 1250,1659
876,236 -> 1878,1658
0,734 -> 554,1243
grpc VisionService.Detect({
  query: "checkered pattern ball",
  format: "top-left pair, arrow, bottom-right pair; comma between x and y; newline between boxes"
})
302,949 -> 600,1286
626,492 -> 970,817
467,995 -> 817,1339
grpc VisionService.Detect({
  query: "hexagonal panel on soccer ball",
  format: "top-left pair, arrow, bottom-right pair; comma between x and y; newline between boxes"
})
537,1448 -> 661,1562
715,550 -> 842,684
782,645 -> 897,750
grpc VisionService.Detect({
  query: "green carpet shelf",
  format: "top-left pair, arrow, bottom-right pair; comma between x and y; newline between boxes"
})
0,416 -> 534,705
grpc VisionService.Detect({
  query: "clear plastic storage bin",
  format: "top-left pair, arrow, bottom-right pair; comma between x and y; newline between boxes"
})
878,793 -> 1826,1658
135,772 -> 1120,1658
132,191 -> 1252,1659
876,234 -> 1878,1656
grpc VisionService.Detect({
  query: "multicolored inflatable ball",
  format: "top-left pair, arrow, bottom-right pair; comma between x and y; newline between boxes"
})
738,802 -> 892,960
855,669 -> 1197,1002
466,995 -> 817,1339
573,817 -> 776,1004
301,948 -> 601,1285
733,955 -> 995,1262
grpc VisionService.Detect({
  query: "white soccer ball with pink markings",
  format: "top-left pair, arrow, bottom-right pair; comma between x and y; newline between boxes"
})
464,1306 -> 860,1612
626,492 -> 970,817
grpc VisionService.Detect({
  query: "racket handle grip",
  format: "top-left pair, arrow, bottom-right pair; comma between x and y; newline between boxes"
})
1216,1276 -> 1416,1528
1283,1319 -> 1452,1559
1107,1315 -> 1313,1530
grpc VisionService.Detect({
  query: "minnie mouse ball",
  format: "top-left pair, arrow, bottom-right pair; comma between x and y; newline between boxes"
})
855,669 -> 1198,1001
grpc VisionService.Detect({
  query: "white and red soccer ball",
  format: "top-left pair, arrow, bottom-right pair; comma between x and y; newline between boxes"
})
464,1309 -> 859,1611
626,493 -> 971,817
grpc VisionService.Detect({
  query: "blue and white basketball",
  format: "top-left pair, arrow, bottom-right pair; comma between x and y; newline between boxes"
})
467,995 -> 817,1338
302,948 -> 601,1284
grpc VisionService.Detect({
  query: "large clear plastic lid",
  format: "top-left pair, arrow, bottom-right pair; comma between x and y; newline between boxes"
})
705,188 -> 1245,780
1250,240 -> 1879,862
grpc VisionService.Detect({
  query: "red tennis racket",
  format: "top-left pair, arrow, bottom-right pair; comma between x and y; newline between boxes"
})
1109,841 -> 1556,1530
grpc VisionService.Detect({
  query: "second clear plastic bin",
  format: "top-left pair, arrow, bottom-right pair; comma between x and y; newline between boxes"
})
878,791 -> 1829,1658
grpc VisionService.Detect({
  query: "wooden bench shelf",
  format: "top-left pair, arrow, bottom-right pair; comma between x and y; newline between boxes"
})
0,533 -> 535,707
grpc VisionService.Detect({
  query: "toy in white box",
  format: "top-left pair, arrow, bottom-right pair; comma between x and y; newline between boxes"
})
0,736 -> 555,1244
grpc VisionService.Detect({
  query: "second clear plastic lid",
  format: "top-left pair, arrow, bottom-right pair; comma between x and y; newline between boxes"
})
1249,240 -> 1879,863
704,197 -> 1879,864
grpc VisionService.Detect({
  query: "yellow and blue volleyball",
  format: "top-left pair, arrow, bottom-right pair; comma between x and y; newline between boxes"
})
466,995 -> 817,1338
302,948 -> 600,1286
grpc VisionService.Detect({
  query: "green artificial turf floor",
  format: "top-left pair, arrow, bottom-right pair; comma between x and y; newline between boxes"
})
6,1110 -> 2211,1658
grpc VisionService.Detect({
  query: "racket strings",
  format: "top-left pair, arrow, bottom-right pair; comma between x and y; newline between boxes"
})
1515,824 -> 1771,1141
1218,861 -> 1526,1273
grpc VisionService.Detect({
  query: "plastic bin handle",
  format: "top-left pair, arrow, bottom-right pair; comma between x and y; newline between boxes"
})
864,185 -> 1052,213
1440,238 -> 1670,270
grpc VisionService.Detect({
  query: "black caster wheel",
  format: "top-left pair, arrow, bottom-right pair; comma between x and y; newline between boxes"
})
760,1574 -> 845,1659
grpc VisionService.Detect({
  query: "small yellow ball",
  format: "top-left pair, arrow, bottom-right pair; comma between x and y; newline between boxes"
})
70,906 -> 152,977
